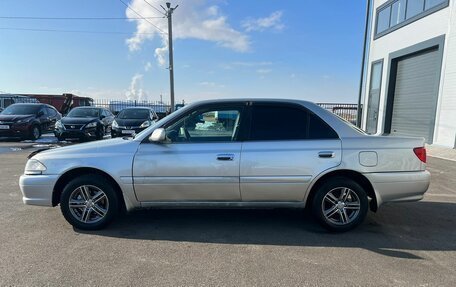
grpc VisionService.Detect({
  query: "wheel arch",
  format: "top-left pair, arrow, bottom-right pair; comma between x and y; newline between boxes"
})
305,169 -> 378,212
52,167 -> 126,212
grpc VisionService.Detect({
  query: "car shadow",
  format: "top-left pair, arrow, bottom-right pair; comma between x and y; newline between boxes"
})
77,201 -> 456,259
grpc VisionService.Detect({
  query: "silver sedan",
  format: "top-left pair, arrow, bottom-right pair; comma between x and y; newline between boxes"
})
19,99 -> 430,232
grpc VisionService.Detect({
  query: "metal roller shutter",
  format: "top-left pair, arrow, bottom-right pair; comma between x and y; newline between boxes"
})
390,48 -> 440,143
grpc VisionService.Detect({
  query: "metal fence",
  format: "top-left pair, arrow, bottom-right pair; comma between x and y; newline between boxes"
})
316,103 -> 358,125
92,99 -> 170,116
1,94 -> 358,124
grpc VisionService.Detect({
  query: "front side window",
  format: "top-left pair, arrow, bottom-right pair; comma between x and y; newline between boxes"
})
47,107 -> 57,117
165,107 -> 241,143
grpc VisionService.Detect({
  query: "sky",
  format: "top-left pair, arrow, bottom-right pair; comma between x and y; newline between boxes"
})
0,0 -> 367,104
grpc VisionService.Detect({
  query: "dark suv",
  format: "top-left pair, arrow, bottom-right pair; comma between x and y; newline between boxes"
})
0,103 -> 61,140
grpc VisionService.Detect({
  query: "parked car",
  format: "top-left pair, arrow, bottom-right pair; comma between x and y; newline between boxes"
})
54,107 -> 114,141
0,103 -> 61,140
111,107 -> 158,138
20,99 -> 430,232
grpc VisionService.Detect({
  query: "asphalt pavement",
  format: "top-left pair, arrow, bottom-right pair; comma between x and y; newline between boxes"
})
0,146 -> 455,286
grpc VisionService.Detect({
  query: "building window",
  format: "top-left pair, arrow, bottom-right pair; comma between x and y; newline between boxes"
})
375,0 -> 448,38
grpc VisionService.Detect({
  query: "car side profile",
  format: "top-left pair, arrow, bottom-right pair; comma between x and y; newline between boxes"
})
54,107 -> 114,141
0,103 -> 61,140
19,99 -> 430,232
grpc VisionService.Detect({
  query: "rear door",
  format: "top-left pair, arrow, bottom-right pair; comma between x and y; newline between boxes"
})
240,103 -> 342,202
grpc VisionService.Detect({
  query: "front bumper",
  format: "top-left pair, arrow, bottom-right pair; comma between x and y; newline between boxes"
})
55,127 -> 97,140
111,127 -> 145,137
0,124 -> 31,137
19,174 -> 59,206
365,170 -> 431,207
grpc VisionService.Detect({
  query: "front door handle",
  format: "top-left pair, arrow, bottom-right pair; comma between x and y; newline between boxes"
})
217,154 -> 234,161
318,151 -> 335,158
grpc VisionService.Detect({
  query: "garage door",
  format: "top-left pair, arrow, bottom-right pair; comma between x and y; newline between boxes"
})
390,48 -> 441,143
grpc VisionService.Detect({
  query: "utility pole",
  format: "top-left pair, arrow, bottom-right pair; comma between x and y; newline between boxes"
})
162,2 -> 178,112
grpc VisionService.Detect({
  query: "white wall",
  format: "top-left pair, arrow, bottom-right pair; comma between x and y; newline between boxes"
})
362,0 -> 456,147
435,2 -> 456,147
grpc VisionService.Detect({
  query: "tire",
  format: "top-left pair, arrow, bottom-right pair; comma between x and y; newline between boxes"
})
311,177 -> 368,232
60,175 -> 119,230
29,125 -> 41,140
96,126 -> 104,140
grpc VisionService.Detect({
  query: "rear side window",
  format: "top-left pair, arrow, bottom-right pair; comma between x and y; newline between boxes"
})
308,113 -> 339,139
249,105 -> 338,141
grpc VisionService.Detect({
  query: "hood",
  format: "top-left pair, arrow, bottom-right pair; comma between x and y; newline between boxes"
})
33,137 -> 140,160
115,118 -> 148,127
0,114 -> 35,122
61,117 -> 98,125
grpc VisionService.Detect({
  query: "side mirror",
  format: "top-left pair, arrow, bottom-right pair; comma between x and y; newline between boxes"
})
37,111 -> 44,117
100,115 -> 106,119
149,128 -> 166,142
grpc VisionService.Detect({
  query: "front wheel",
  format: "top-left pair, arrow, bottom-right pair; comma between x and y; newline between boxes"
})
29,125 -> 41,140
60,175 -> 119,230
96,126 -> 104,140
311,177 -> 368,232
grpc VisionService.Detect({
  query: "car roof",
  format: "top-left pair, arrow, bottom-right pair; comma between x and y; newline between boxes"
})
72,106 -> 101,109
120,107 -> 154,110
8,103 -> 44,106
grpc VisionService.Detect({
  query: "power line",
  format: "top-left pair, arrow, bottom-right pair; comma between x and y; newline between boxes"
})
0,16 -> 164,20
143,0 -> 166,16
0,27 -> 163,35
118,0 -> 166,34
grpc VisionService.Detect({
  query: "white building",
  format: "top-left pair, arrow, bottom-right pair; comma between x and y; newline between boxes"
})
361,0 -> 456,148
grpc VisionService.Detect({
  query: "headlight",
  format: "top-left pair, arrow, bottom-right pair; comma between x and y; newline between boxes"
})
85,122 -> 97,128
112,120 -> 119,128
55,120 -> 64,129
140,121 -> 151,128
24,159 -> 47,175
16,118 -> 32,124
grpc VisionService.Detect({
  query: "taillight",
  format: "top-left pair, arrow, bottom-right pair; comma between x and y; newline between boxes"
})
413,147 -> 427,163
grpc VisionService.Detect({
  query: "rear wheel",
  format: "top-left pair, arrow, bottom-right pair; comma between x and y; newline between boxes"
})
60,175 -> 119,230
311,177 -> 368,232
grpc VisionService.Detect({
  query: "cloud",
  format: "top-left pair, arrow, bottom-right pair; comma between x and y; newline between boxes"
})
144,61 -> 152,72
198,81 -> 225,88
221,61 -> 273,70
125,0 -> 250,66
256,68 -> 272,75
125,73 -> 147,101
242,11 -> 284,32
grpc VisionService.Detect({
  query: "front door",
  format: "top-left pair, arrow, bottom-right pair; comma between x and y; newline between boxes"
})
133,104 -> 245,202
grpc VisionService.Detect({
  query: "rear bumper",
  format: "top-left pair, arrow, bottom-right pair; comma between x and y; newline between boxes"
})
364,170 -> 430,207
19,174 -> 59,206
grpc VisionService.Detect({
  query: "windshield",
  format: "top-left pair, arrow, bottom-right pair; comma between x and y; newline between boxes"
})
117,109 -> 149,119
67,108 -> 99,118
1,105 -> 40,115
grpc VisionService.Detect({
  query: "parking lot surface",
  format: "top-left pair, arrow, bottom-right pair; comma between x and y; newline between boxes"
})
0,146 -> 455,286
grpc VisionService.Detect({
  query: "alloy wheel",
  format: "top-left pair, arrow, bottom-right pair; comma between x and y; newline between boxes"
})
321,187 -> 361,225
68,185 -> 109,224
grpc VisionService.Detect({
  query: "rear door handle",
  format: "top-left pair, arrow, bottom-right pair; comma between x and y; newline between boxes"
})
217,154 -> 234,161
318,151 -> 335,158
